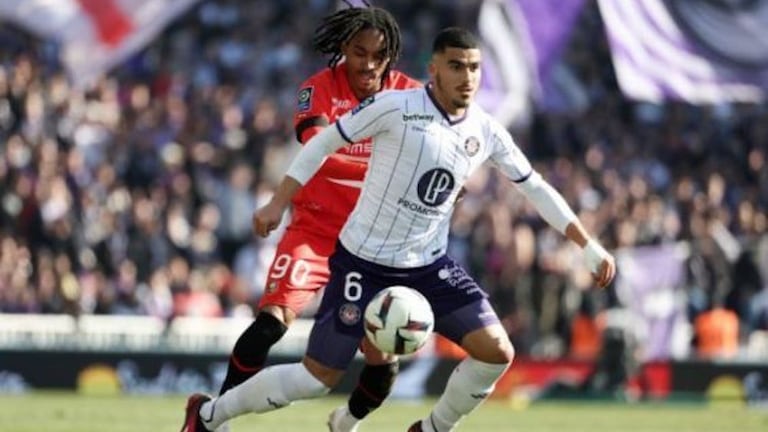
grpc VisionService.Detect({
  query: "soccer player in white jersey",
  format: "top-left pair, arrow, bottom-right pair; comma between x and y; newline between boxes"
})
181,27 -> 615,432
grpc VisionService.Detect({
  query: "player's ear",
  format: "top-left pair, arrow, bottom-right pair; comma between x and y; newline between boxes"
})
340,39 -> 351,57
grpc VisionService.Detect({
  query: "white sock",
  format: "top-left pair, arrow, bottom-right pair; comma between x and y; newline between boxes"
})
199,363 -> 329,430
333,405 -> 361,431
421,358 -> 509,432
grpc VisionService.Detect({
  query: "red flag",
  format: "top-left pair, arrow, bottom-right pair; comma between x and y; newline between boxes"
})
0,0 -> 199,88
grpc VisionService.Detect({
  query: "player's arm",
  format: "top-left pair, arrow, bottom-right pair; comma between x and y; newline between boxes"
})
253,124 -> 348,237
515,172 -> 615,287
254,93 -> 397,237
491,130 -> 616,287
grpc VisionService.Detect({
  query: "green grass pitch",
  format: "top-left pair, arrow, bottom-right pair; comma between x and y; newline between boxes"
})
0,393 -> 766,432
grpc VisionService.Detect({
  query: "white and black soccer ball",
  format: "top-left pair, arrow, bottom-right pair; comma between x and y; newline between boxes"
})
364,286 -> 434,355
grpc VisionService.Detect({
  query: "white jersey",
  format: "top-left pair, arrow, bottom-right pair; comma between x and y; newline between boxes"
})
334,86 -> 533,268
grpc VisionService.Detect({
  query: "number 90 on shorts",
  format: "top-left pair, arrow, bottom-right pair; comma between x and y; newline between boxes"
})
258,234 -> 334,312
269,254 -> 312,287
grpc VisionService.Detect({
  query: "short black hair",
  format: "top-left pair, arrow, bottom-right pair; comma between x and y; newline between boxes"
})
432,27 -> 480,53
313,2 -> 402,78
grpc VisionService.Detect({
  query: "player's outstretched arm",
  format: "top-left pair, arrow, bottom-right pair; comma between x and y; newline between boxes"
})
253,176 -> 301,237
515,171 -> 616,288
563,221 -> 616,288
252,124 -> 348,237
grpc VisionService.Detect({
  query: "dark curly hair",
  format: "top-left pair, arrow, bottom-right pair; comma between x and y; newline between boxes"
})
312,1 -> 402,80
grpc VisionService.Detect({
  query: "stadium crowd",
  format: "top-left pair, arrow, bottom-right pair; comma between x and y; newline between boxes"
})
0,0 -> 766,360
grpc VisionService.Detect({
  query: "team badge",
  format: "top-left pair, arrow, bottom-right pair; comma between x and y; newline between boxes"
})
464,136 -> 480,157
338,303 -> 361,325
266,281 -> 278,294
297,87 -> 313,112
351,95 -> 375,115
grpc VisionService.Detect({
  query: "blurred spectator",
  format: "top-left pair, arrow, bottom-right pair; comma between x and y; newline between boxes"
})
693,297 -> 740,360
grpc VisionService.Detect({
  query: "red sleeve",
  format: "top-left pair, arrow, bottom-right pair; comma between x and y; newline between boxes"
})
293,73 -> 332,144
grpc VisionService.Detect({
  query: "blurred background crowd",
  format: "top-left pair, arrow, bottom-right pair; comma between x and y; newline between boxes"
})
0,0 -> 766,362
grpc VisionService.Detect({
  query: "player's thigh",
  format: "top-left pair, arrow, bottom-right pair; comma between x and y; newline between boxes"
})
306,243 -> 387,371
258,229 -> 335,316
418,256 -> 513,364
302,355 -> 346,388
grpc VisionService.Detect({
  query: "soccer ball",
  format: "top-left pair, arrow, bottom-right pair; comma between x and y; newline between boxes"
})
364,286 -> 434,355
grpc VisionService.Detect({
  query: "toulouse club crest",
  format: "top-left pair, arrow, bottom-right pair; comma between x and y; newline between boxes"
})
464,136 -> 480,157
339,303 -> 361,325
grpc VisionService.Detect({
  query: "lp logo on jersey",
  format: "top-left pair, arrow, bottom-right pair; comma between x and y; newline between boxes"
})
417,168 -> 455,207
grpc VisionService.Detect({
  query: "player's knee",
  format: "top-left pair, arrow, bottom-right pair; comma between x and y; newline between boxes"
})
463,326 -> 516,365
472,339 -> 515,365
252,311 -> 289,343
497,341 -> 516,365
361,337 -> 398,364
260,305 -> 296,327
361,361 -> 399,392
292,363 -> 332,400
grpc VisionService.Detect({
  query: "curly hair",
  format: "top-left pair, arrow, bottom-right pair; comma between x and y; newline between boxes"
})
312,1 -> 402,80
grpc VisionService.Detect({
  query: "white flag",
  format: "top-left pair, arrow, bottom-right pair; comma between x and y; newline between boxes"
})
0,0 -> 199,88
598,0 -> 768,103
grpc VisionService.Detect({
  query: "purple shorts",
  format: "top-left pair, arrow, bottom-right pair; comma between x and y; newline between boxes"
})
306,242 -> 500,369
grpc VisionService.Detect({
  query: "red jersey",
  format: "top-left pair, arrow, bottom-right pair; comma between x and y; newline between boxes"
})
291,63 -> 421,238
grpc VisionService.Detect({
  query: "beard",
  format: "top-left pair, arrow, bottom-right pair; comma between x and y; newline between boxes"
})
435,74 -> 470,109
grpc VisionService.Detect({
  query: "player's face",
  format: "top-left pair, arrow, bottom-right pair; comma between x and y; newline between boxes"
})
429,47 -> 482,114
341,28 -> 390,100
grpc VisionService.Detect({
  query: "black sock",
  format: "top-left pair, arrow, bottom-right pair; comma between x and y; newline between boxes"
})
348,362 -> 399,419
218,312 -> 288,395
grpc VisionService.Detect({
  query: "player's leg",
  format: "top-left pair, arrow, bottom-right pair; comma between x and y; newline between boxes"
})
185,290 -> 361,432
416,322 -> 513,432
218,230 -> 332,395
182,244 -> 377,432
217,305 -> 291,395
408,258 -> 514,432
329,337 -> 399,432
184,357 -> 339,432
311,242 -> 403,431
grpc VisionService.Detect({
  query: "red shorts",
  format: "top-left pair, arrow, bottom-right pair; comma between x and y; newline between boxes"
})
258,227 -> 337,315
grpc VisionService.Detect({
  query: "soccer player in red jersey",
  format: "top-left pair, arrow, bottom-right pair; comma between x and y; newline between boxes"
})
185,4 -> 422,432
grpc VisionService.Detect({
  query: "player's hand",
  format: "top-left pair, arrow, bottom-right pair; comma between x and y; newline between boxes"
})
252,201 -> 285,238
583,239 -> 616,288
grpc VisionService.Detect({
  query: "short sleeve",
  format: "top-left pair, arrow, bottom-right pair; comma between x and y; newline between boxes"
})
335,91 -> 401,143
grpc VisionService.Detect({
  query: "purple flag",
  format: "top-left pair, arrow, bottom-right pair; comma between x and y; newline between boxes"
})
598,0 -> 768,103
616,243 -> 689,360
477,0 -> 586,125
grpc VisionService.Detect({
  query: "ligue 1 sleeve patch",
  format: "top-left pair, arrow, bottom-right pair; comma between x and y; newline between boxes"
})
351,95 -> 375,115
297,87 -> 313,112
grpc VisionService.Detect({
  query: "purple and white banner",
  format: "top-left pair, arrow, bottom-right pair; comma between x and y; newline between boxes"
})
598,0 -> 768,103
477,0 -> 585,125
615,243 -> 690,361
